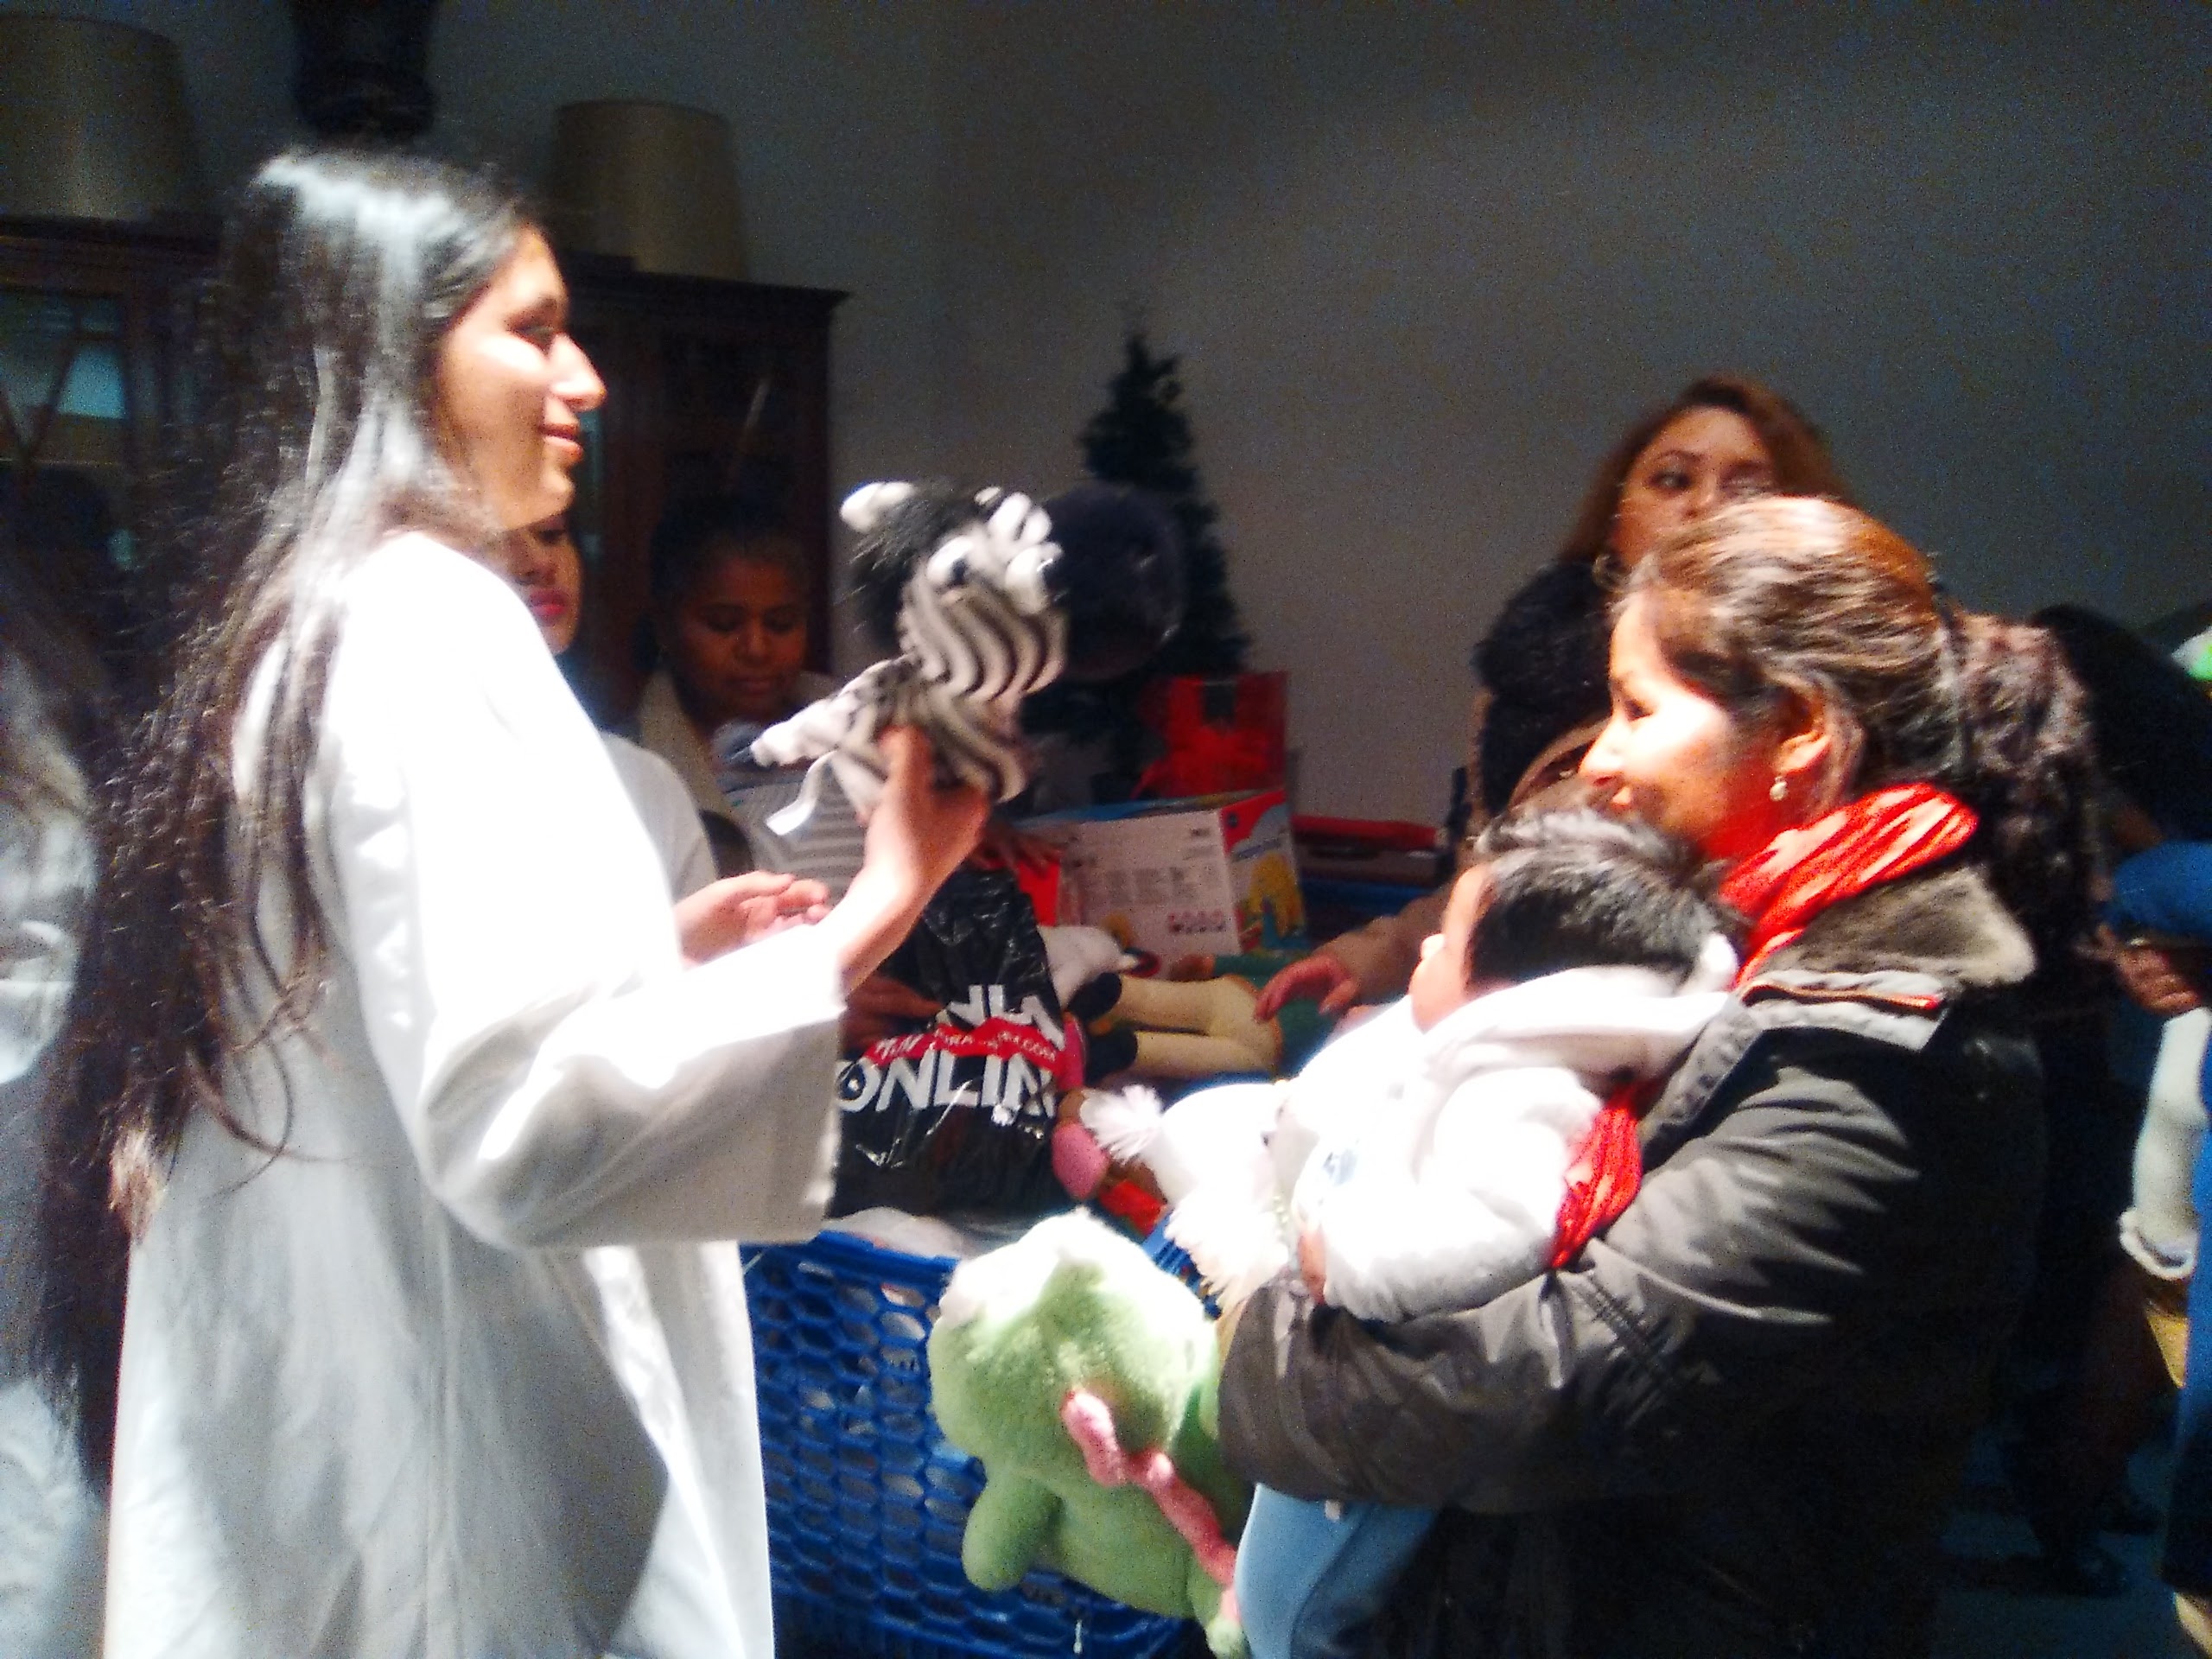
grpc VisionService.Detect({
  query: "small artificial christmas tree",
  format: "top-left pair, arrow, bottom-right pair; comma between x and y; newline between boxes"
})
1025,333 -> 1249,796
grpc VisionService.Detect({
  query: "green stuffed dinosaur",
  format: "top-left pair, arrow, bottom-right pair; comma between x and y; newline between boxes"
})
927,1210 -> 1252,1658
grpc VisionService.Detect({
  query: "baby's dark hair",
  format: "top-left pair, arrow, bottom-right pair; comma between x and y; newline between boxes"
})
1468,808 -> 1726,986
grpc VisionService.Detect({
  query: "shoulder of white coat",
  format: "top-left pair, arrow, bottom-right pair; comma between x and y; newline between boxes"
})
1300,995 -> 1419,1075
1282,998 -> 1419,1124
343,533 -> 539,661
321,533 -> 586,787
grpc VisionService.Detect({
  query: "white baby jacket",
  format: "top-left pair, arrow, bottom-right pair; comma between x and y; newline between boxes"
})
1292,953 -> 1733,1322
1149,942 -> 1733,1324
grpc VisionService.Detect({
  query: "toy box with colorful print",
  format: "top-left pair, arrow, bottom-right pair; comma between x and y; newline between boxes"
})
1024,787 -> 1304,960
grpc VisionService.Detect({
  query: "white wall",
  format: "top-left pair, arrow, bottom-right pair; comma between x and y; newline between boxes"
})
425,3 -> 950,544
16,1 -> 2206,821
928,3 -> 2210,818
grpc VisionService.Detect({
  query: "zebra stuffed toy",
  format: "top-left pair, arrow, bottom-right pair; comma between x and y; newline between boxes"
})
751,479 -> 1181,831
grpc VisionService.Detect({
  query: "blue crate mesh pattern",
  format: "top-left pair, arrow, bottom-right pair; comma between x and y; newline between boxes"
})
745,1229 -> 1192,1659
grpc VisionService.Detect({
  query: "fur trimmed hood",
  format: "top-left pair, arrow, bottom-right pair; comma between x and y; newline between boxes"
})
1764,861 -> 2035,990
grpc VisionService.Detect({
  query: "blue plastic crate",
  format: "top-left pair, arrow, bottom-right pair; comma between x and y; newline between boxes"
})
745,1228 -> 1192,1659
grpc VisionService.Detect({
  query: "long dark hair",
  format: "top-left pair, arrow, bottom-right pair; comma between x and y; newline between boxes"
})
35,149 -> 529,1475
1626,497 -> 2101,963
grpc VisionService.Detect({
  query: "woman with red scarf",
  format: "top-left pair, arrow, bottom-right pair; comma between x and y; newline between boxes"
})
1218,497 -> 2100,1658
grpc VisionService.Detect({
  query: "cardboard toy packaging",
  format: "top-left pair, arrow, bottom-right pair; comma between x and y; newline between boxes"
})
1024,788 -> 1304,959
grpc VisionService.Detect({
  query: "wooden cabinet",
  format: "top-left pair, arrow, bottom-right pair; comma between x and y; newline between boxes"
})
559,251 -> 843,727
0,214 -> 212,686
0,217 -> 843,721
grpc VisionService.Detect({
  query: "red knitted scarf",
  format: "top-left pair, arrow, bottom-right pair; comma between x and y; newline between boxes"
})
1548,782 -> 1979,1268
1716,781 -> 1979,984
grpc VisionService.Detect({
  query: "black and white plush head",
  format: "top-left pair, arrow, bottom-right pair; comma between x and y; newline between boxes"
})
748,480 -> 1181,829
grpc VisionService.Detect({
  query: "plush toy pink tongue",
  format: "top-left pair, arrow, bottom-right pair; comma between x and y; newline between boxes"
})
1052,1122 -> 1112,1200
1059,1387 -> 1238,1616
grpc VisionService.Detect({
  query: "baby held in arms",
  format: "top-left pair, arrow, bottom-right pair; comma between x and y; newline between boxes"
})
1287,806 -> 1735,1322
1089,807 -> 1736,1659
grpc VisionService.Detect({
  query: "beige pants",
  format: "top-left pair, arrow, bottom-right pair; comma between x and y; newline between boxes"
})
2147,1278 -> 2212,1654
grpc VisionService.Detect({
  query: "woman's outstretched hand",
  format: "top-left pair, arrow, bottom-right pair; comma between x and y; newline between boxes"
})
1253,953 -> 1361,1020
825,728 -> 990,989
675,872 -> 830,966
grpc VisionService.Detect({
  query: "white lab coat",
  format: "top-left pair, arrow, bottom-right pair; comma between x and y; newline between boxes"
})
104,537 -> 846,1659
0,650 -> 104,1659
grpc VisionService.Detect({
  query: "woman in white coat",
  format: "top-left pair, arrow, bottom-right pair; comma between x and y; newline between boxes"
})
33,149 -> 984,1659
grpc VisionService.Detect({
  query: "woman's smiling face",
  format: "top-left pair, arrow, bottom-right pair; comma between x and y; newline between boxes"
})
435,229 -> 605,531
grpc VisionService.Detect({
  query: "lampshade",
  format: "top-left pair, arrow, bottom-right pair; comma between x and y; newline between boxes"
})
547,100 -> 747,281
0,16 -> 208,222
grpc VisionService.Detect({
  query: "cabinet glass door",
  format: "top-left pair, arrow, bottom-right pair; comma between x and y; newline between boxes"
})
0,288 -> 140,658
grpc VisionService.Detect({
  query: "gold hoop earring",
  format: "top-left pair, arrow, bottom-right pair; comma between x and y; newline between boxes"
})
1769,776 -> 1789,804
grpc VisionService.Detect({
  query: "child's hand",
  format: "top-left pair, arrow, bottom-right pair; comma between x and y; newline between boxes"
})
1297,1228 -> 1328,1304
1255,953 -> 1360,1020
843,972 -> 942,1050
2099,924 -> 2212,1016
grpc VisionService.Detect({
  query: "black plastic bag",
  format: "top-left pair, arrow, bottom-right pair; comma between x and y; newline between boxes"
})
830,866 -> 1076,1217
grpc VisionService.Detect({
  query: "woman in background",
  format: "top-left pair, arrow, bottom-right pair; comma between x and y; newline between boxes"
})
634,494 -> 868,893
35,149 -> 983,1658
0,542 -> 103,1656
1262,375 -> 1847,1017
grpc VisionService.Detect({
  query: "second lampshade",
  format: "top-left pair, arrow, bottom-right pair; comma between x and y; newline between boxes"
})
547,100 -> 748,282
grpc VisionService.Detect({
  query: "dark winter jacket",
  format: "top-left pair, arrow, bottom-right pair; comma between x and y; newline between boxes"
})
1220,863 -> 2045,1658
1474,558 -> 1611,818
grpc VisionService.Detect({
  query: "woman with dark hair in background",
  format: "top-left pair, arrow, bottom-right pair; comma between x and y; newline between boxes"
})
0,545 -> 105,1656
1222,498 -> 2098,1656
633,494 -> 864,888
35,149 -> 983,1657
1261,374 -> 1847,1018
